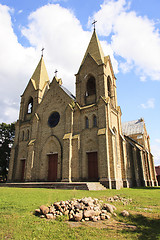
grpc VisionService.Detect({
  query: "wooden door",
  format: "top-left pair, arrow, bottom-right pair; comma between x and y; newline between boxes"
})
87,152 -> 98,181
48,154 -> 58,181
21,159 -> 26,181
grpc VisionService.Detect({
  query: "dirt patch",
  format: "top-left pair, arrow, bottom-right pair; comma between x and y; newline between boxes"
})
129,210 -> 160,219
67,218 -> 137,230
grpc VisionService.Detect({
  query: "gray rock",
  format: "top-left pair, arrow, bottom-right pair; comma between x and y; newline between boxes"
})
100,215 -> 106,220
69,214 -> 74,221
101,210 -> 107,214
113,195 -> 119,201
46,214 -> 55,219
74,211 -> 83,222
103,203 -> 116,213
84,210 -> 98,218
121,210 -> 129,217
92,217 -> 97,222
64,210 -> 69,215
49,206 -> 56,214
40,205 -> 49,215
106,214 -> 111,219
35,209 -> 41,216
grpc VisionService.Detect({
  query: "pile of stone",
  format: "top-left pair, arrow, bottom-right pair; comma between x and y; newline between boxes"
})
35,197 -> 118,222
107,195 -> 132,205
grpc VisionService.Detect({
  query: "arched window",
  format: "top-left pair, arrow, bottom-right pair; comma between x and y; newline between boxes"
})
113,127 -> 118,164
87,76 -> 96,96
93,115 -> 97,127
107,76 -> 112,97
26,129 -> 29,140
22,131 -> 24,141
85,117 -> 89,129
27,97 -> 33,114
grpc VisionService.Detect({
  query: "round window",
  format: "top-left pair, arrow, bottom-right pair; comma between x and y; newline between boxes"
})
48,112 -> 60,128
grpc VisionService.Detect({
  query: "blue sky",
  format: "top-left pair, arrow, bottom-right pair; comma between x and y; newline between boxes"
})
0,0 -> 160,165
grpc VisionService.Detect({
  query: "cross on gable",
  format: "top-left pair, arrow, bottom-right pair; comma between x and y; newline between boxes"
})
92,20 -> 97,30
54,69 -> 58,77
41,47 -> 44,57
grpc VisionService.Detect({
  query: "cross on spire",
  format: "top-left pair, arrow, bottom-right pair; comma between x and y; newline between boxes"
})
92,20 -> 97,30
41,47 -> 44,57
54,69 -> 58,77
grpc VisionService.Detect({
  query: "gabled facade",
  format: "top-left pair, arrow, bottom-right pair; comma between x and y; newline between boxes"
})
8,30 -> 158,189
122,119 -> 158,187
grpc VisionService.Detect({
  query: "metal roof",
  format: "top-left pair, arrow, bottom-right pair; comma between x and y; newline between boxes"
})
60,85 -> 76,101
122,118 -> 144,136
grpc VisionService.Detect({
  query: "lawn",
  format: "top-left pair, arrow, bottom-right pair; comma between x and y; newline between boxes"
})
0,187 -> 159,240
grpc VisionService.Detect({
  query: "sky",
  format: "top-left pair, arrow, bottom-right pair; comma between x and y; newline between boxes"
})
0,0 -> 160,166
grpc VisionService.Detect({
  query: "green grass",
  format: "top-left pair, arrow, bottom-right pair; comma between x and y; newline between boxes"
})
0,187 -> 160,240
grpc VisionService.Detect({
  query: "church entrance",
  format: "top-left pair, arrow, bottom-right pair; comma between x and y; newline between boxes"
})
87,152 -> 98,181
20,159 -> 26,181
48,154 -> 58,181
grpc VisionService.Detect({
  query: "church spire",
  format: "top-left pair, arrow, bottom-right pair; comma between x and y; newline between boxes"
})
80,29 -> 105,67
31,55 -> 49,91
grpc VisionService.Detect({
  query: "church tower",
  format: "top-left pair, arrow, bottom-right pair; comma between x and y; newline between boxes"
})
8,55 -> 50,181
19,55 -> 49,122
76,29 -> 117,107
74,29 -> 127,189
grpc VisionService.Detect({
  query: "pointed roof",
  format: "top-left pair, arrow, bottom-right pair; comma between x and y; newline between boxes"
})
31,56 -> 49,90
80,29 -> 105,67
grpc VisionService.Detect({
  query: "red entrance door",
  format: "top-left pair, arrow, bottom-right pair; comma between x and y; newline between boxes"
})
48,154 -> 58,181
21,159 -> 26,181
87,152 -> 98,181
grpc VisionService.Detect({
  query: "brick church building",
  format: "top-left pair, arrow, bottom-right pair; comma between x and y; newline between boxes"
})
8,29 -> 158,189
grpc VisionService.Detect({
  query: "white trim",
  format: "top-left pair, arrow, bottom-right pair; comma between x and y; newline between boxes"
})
46,152 -> 58,155
110,128 -> 115,135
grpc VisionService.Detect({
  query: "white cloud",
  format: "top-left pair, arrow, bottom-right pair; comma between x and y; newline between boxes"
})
90,0 -> 160,81
88,0 -> 129,36
140,75 -> 147,82
0,3 -> 92,123
141,98 -> 155,109
21,4 -> 91,93
101,40 -> 118,73
119,60 -> 133,74
151,144 -> 160,166
18,10 -> 23,14
0,4 -> 39,123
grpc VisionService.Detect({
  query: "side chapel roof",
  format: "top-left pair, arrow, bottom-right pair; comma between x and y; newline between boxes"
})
122,118 -> 144,136
60,85 -> 76,100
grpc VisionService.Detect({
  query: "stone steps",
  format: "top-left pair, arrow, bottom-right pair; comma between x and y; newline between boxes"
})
0,182 -> 107,190
86,182 -> 107,190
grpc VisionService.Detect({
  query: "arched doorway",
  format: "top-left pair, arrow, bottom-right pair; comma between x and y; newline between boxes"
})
47,153 -> 58,181
40,135 -> 62,181
87,152 -> 98,181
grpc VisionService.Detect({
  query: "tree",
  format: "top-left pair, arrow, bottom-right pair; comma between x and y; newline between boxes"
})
0,123 -> 15,182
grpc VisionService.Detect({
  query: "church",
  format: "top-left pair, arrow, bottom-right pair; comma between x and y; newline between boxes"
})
8,29 -> 158,189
